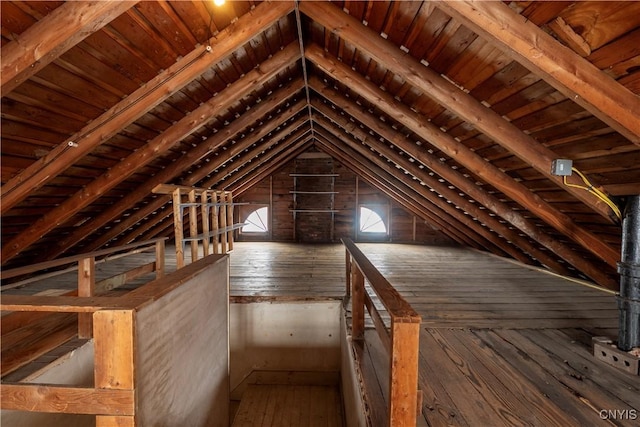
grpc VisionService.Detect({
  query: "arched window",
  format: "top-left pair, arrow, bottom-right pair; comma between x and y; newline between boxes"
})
359,207 -> 387,233
242,207 -> 268,233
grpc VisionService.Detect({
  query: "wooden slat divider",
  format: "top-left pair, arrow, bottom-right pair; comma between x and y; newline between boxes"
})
342,238 -> 421,427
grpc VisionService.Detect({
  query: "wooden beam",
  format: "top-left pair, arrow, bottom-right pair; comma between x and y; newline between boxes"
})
437,0 -> 640,144
314,118 -> 523,261
197,101 -> 308,187
314,130 -> 496,252
39,76 -> 305,262
1,1 -> 136,95
299,2 -> 620,222
314,132 -> 478,249
0,0 -> 295,214
78,256 -> 96,338
309,82 -> 617,286
0,295 -> 141,313
231,138 -> 314,196
0,384 -> 134,415
201,114 -> 309,188
311,97 -> 577,275
305,43 -> 620,270
1,43 -> 302,264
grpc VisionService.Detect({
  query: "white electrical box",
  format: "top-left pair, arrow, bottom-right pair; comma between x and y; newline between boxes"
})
551,159 -> 573,176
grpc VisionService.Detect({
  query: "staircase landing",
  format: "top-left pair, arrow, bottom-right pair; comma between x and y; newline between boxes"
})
232,384 -> 344,426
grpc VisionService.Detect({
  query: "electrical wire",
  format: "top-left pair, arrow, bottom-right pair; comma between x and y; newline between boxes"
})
563,167 -> 621,220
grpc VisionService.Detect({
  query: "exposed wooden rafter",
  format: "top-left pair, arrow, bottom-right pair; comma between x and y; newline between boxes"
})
304,44 -> 619,271
310,95 -> 616,289
0,0 -> 295,215
1,43 -> 301,264
40,79 -> 307,261
1,1 -> 137,95
437,0 -> 640,145
299,1 -> 621,223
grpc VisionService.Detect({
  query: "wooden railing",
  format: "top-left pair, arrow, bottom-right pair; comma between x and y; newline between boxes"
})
1,238 -> 167,378
153,184 -> 246,268
1,254 -> 230,426
342,238 -> 422,427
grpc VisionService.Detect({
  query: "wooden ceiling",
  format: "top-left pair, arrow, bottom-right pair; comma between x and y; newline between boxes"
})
2,1 -> 639,290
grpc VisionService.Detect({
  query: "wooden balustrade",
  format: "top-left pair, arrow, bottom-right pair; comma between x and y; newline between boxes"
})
342,238 -> 422,427
1,238 -> 167,376
1,254 -> 230,426
153,184 -> 246,268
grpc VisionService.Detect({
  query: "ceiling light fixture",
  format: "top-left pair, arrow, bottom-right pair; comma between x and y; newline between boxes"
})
213,0 -> 225,6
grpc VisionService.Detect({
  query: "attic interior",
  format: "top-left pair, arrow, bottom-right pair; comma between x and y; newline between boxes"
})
1,0 -> 640,425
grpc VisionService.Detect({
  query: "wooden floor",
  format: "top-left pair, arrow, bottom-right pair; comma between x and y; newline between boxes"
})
228,242 -> 638,427
232,384 -> 344,427
4,241 -> 639,426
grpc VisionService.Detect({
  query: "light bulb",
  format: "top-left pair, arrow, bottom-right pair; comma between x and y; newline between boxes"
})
213,0 -> 225,6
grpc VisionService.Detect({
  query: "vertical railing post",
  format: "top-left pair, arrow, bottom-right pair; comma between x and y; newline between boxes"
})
389,319 -> 420,427
77,256 -> 95,338
212,193 -> 220,254
345,248 -> 352,298
220,192 -> 229,253
352,266 -> 365,340
188,189 -> 199,263
201,191 -> 211,257
227,191 -> 235,252
94,309 -> 135,426
172,188 -> 185,269
155,239 -> 165,279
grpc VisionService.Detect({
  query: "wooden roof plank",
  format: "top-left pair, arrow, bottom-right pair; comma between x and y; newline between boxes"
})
0,0 -> 295,215
39,79 -> 305,261
314,130 -> 489,252
0,1 -> 137,95
437,0 -> 640,145
305,43 -> 620,272
299,1 -> 623,222
313,103 -> 539,268
310,92 -> 567,271
0,42 -> 301,265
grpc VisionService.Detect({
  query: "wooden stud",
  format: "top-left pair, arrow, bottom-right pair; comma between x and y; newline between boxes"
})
78,256 -> 96,339
96,416 -> 135,427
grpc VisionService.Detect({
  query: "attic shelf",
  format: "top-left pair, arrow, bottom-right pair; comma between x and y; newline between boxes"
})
289,174 -> 340,177
290,209 -> 340,213
289,191 -> 339,194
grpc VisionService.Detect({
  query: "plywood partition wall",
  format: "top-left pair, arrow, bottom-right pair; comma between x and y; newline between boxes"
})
153,184 -> 243,268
